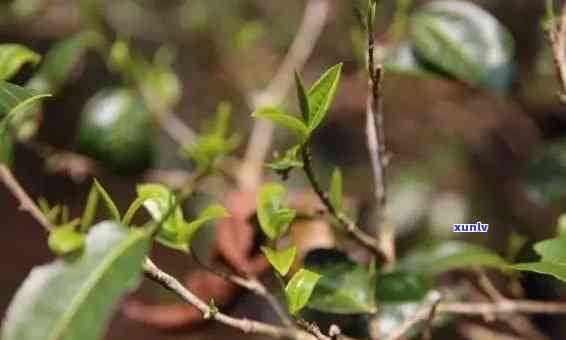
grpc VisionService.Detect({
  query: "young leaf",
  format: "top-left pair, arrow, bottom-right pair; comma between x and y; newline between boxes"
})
511,236 -> 566,282
80,184 -> 99,232
261,246 -> 297,276
2,221 -> 151,340
397,241 -> 508,274
251,107 -> 309,139
411,1 -> 515,94
48,220 -> 85,256
375,272 -> 432,302
0,81 -> 51,115
307,63 -> 342,131
257,183 -> 296,240
137,183 -> 187,252
304,249 -> 375,314
294,72 -> 310,121
329,167 -> 343,210
93,179 -> 120,221
266,145 -> 303,179
285,269 -> 321,315
0,44 -> 41,81
122,196 -> 147,226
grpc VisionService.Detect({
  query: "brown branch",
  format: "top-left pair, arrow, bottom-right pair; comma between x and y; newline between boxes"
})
366,6 -> 394,265
143,258 -> 315,340
300,146 -> 386,262
384,295 -> 441,340
0,164 -> 52,231
437,300 -> 566,315
191,247 -> 294,328
239,0 -> 330,191
547,0 -> 566,104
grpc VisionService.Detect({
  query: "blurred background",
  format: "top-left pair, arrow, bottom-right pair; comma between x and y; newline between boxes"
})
2,0 -> 566,339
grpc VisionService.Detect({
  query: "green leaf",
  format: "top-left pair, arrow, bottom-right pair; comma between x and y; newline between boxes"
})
294,72 -> 310,121
397,241 -> 508,274
93,179 -> 120,222
0,44 -> 41,81
304,249 -> 375,314
261,246 -> 296,276
329,167 -> 343,210
251,107 -> 309,139
137,183 -> 188,252
375,272 -> 432,302
0,81 -> 51,115
511,236 -> 566,282
411,1 -> 515,94
48,221 -> 85,256
383,43 -> 440,78
122,196 -> 147,226
182,103 -> 239,170
285,269 -> 321,315
510,262 -> 566,282
185,204 -> 229,244
307,63 -> 342,131
29,31 -> 104,93
533,237 -> 566,263
80,184 -> 99,232
266,145 -> 303,179
2,221 -> 151,340
257,183 -> 296,240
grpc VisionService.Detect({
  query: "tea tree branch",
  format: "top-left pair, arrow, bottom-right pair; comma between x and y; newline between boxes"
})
300,145 -> 387,262
0,164 -> 53,231
240,0 -> 329,190
143,258 -> 315,340
366,1 -> 395,264
191,247 -> 294,328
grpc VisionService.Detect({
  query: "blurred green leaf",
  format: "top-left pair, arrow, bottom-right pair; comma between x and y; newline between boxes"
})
285,269 -> 321,315
137,183 -> 187,252
183,102 -> 239,170
411,1 -> 515,94
2,222 -> 151,340
384,43 -> 439,78
257,183 -> 296,240
307,63 -> 342,131
375,272 -> 432,302
93,179 -> 120,222
261,246 -> 296,276
304,249 -> 375,314
30,31 -> 104,93
397,241 -> 508,274
511,262 -> 566,282
0,81 -> 50,115
232,21 -> 265,52
329,167 -> 343,210
48,221 -> 85,256
0,44 -> 40,81
122,196 -> 147,227
532,237 -> 566,263
252,107 -> 309,139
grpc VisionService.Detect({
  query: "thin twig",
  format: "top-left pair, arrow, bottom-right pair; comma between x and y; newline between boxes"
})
366,5 -> 394,264
0,164 -> 52,231
143,258 -> 315,340
297,319 -> 332,340
300,145 -> 386,262
437,300 -> 566,315
547,0 -> 566,104
239,0 -> 330,190
191,247 -> 294,328
159,113 -> 198,147
384,296 -> 441,340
